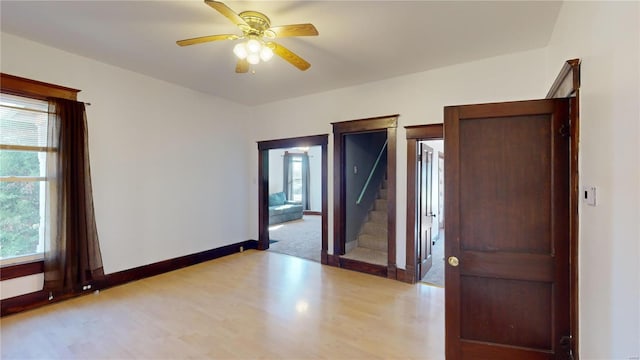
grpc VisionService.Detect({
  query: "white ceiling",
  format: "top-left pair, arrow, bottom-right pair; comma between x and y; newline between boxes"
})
0,1 -> 562,106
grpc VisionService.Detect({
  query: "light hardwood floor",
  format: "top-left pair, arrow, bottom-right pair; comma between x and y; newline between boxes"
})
0,250 -> 445,359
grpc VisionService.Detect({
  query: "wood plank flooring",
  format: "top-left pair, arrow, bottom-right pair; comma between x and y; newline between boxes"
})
0,250 -> 444,359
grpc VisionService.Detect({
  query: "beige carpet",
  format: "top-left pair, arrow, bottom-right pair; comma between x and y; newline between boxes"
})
268,215 -> 321,262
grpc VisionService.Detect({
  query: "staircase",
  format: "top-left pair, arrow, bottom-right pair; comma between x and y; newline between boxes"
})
342,178 -> 388,266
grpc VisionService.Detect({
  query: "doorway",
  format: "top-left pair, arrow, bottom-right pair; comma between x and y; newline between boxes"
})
331,115 -> 398,278
405,124 -> 443,285
403,60 -> 580,358
418,139 -> 444,286
267,146 -> 323,262
257,135 -> 328,264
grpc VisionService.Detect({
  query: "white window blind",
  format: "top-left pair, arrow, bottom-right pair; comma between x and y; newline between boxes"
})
0,93 -> 49,148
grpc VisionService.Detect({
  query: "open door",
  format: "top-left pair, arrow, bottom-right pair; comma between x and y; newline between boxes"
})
444,98 -> 571,359
418,143 -> 434,279
437,152 -> 444,234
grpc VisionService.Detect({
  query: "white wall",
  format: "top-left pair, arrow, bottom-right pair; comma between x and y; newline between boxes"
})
268,149 -> 286,195
247,47 -> 549,258
0,32 -> 252,298
545,2 -> 640,358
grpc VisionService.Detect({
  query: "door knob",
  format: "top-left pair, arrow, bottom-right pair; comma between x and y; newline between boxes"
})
448,256 -> 459,267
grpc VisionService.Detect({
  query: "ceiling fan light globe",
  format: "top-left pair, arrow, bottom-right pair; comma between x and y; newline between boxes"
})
260,47 -> 274,61
233,43 -> 248,59
247,39 -> 262,53
247,53 -> 260,65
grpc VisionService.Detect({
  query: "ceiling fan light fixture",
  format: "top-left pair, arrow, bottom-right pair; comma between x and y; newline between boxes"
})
247,53 -> 261,65
247,38 -> 262,53
233,43 -> 248,59
260,46 -> 274,61
176,1 -> 318,72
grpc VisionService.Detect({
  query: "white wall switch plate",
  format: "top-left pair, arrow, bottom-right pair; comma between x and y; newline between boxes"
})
583,186 -> 597,206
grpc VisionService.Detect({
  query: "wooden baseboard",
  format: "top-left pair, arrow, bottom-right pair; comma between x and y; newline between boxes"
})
102,240 -> 258,287
303,210 -> 322,216
1,240 -> 258,317
326,254 -> 391,279
326,253 -> 341,267
395,268 -> 414,284
338,257 -> 388,278
387,264 -> 397,280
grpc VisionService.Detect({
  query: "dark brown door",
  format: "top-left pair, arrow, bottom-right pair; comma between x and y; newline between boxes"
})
418,143 -> 434,279
444,99 -> 571,359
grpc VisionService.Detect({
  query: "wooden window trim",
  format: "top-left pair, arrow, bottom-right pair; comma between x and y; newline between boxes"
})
1,73 -> 79,101
0,260 -> 44,281
0,73 -> 79,281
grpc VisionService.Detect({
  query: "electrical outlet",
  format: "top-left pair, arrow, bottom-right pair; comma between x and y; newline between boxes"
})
240,246 -> 244,252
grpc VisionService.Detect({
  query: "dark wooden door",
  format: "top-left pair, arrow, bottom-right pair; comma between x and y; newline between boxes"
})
418,143 -> 434,279
444,99 -> 571,359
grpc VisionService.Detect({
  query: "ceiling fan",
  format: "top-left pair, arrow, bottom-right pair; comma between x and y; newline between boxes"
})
177,0 -> 318,73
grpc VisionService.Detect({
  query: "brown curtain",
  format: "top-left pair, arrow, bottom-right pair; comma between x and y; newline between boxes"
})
301,153 -> 310,210
44,98 -> 104,292
283,152 -> 292,200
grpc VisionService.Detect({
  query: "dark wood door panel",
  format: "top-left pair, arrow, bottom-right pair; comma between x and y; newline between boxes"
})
459,115 -> 552,254
460,276 -> 552,349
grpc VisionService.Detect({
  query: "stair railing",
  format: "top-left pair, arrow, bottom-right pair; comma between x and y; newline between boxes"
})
356,139 -> 388,205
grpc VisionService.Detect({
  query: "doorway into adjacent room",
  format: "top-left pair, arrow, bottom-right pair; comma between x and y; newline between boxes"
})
257,135 -> 328,264
417,139 -> 444,287
332,115 -> 398,278
267,146 -> 323,262
405,124 -> 444,286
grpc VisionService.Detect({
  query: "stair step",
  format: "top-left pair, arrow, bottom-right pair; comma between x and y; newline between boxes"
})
379,188 -> 387,200
341,247 -> 387,266
369,210 -> 387,223
374,198 -> 387,211
358,233 -> 387,252
362,221 -> 387,235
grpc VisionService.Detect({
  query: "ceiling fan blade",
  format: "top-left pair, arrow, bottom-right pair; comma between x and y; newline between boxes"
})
205,0 -> 249,28
271,42 -> 311,71
269,24 -> 318,38
236,59 -> 249,73
176,34 -> 238,47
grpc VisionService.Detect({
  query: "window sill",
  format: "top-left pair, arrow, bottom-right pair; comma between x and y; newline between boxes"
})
0,259 -> 44,281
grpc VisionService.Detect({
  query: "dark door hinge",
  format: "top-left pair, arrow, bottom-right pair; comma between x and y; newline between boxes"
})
560,335 -> 574,360
559,123 -> 571,138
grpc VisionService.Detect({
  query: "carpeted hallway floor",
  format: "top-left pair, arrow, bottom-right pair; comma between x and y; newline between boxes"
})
268,214 -> 321,262
421,234 -> 445,287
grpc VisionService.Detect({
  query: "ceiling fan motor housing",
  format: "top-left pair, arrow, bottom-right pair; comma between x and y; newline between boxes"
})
238,11 -> 271,35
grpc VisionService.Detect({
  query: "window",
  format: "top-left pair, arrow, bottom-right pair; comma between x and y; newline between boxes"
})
0,93 -> 50,264
289,155 -> 303,202
283,151 -> 310,210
